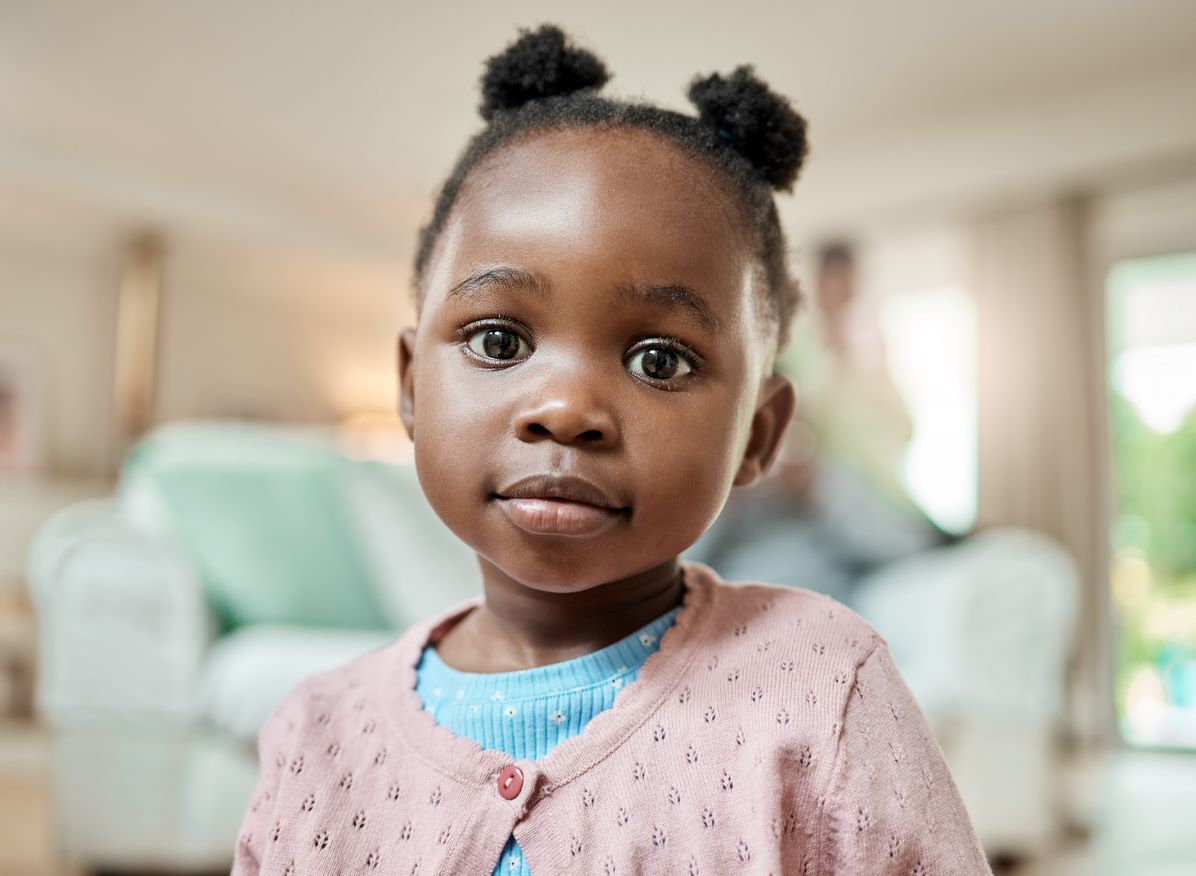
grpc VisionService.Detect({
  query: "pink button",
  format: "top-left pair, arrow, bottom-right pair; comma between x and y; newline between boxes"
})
498,764 -> 523,800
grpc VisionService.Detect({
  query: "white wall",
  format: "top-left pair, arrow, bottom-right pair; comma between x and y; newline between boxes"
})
0,188 -> 415,480
154,235 -> 412,428
0,242 -> 119,478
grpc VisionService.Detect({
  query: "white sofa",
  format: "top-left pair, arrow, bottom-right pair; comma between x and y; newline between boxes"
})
26,421 -> 483,872
26,421 -> 1078,872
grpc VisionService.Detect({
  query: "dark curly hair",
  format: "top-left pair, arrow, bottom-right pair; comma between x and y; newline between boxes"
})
413,24 -> 810,351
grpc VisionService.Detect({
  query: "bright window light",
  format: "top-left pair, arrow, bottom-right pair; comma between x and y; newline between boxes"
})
1112,343 -> 1196,435
879,285 -> 978,534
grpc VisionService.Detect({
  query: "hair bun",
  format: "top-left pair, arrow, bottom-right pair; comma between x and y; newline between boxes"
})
480,25 -> 610,121
687,66 -> 809,191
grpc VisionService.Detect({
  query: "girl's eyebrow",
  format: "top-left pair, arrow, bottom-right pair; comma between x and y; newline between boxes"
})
614,281 -> 722,333
448,266 -> 721,333
448,266 -> 550,301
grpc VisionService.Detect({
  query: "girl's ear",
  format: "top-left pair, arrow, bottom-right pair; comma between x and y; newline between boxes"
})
733,373 -> 796,487
397,328 -> 417,441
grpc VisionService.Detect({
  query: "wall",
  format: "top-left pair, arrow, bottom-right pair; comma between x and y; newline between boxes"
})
0,185 -> 415,480
0,196 -> 121,477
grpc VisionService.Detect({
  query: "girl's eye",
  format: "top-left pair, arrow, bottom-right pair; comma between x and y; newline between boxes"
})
627,346 -> 693,382
467,327 -> 529,361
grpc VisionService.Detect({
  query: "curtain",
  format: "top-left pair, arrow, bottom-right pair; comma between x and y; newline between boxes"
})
970,198 -> 1116,745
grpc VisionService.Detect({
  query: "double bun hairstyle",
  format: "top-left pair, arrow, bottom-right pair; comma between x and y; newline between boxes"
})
414,24 -> 810,350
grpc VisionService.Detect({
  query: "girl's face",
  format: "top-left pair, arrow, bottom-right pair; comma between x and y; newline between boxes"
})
400,127 -> 793,592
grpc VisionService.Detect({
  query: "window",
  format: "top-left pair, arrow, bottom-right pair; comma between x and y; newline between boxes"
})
1107,252 -> 1196,748
869,228 -> 978,535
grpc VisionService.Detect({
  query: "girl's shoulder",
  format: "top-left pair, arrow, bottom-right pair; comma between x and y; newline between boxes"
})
695,564 -> 884,661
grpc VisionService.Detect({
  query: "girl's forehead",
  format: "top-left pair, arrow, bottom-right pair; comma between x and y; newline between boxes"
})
466,127 -> 744,235
427,128 -> 755,310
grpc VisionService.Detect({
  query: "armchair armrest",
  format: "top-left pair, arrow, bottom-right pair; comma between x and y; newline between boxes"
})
853,526 -> 1079,723
26,499 -> 216,723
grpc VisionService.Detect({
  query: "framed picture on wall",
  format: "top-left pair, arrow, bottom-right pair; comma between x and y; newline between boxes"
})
0,339 -> 44,474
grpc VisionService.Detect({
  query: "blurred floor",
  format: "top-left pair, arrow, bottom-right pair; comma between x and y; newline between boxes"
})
0,720 -> 69,876
1,719 -> 1194,875
1008,749 -> 1196,876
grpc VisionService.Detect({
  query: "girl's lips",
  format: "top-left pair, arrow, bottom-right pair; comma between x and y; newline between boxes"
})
493,472 -> 629,537
494,496 -> 626,537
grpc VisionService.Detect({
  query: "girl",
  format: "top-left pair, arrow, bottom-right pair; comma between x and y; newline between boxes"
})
233,25 -> 991,875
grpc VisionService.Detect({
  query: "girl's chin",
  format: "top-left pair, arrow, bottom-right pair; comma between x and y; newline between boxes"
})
474,546 -> 687,596
475,552 -> 643,594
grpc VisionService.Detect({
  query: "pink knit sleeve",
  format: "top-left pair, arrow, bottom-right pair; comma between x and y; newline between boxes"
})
231,694 -> 299,876
818,643 -> 992,875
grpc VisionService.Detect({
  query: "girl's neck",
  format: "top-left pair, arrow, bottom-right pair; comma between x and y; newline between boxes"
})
433,558 -> 685,673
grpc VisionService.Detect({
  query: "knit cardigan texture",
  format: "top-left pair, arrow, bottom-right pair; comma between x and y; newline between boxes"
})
232,562 -> 992,875
414,604 -> 680,875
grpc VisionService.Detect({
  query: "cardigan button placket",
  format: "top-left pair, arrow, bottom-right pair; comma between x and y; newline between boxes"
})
497,764 -> 523,800
494,761 -> 542,817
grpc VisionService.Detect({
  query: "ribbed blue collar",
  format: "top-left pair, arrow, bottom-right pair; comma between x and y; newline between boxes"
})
416,604 -> 682,706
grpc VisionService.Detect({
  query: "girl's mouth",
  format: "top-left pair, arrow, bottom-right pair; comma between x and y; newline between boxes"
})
492,473 -> 629,537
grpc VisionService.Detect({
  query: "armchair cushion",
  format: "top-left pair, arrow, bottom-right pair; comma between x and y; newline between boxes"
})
342,460 -> 482,628
853,526 -> 1078,723
200,624 -> 397,744
119,424 -> 389,633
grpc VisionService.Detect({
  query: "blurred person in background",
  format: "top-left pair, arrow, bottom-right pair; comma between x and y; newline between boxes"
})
686,242 -> 954,607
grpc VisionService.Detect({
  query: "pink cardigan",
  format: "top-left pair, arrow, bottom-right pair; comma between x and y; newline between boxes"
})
233,562 -> 991,874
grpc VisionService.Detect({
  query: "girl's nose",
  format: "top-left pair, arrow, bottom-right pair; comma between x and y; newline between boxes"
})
513,382 -> 619,448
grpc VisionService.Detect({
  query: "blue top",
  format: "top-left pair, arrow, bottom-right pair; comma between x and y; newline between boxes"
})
414,603 -> 682,876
